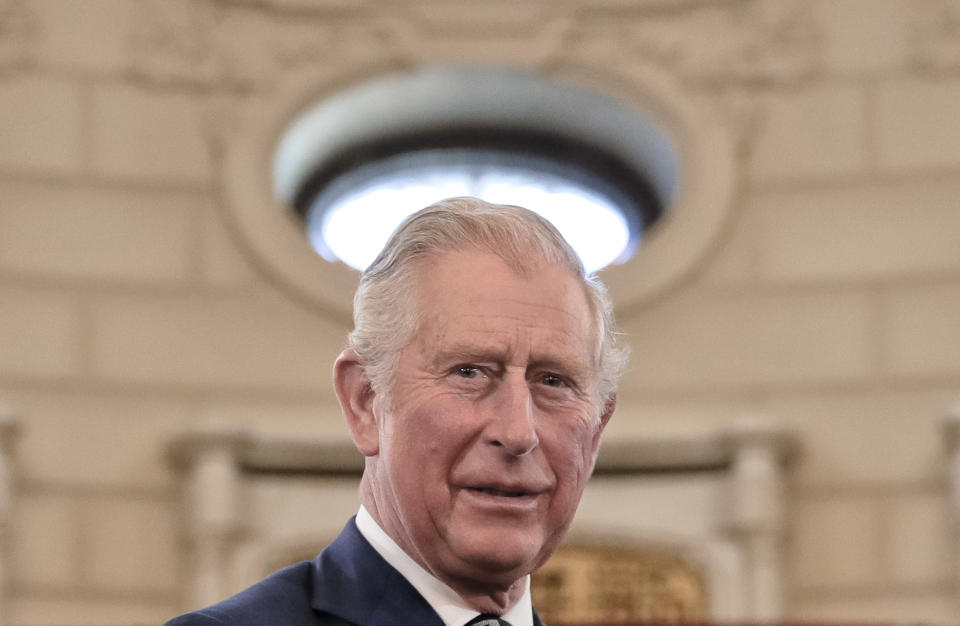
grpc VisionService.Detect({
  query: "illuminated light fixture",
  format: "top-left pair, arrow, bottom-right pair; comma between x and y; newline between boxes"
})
274,68 -> 676,273
296,129 -> 657,272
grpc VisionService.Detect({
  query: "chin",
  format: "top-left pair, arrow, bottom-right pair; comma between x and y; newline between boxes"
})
452,532 -> 548,579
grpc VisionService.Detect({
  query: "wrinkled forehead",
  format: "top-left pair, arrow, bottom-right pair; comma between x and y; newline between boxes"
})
408,249 -> 600,360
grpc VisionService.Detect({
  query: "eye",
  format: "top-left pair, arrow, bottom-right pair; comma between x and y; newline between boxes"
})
456,366 -> 481,379
541,373 -> 565,387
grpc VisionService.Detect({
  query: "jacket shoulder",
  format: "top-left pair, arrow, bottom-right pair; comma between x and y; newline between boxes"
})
164,560 -> 331,626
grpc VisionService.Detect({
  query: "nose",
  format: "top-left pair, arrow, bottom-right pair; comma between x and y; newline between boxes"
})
486,373 -> 539,456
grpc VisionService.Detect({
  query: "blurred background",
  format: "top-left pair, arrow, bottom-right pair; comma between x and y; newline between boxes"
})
1,0 -> 959,624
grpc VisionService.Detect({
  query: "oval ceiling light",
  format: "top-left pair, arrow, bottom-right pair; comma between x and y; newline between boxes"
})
274,67 -> 677,274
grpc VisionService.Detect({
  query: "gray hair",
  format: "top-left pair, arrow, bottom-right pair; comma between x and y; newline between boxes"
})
347,197 -> 628,418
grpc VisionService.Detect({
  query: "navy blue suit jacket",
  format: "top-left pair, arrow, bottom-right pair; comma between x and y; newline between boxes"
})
165,518 -> 545,626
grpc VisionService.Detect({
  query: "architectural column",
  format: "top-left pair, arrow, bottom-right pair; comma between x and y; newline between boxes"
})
941,401 -> 960,619
723,421 -> 794,621
172,429 -> 252,610
0,408 -> 20,626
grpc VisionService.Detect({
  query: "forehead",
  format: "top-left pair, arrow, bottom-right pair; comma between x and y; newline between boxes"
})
411,251 -> 596,360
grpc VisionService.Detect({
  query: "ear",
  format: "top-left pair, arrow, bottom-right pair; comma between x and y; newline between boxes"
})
598,393 -> 616,432
589,393 -> 616,458
333,349 -> 380,457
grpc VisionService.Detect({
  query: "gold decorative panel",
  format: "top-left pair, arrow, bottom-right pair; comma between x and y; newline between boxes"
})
532,544 -> 708,625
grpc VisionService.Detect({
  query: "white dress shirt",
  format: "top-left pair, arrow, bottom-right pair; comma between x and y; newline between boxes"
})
355,506 -> 533,626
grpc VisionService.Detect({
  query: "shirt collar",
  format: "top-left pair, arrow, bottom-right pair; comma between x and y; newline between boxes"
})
355,506 -> 533,626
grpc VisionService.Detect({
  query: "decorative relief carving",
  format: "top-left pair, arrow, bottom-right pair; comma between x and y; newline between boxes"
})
126,1 -> 218,85
565,0 -> 823,86
531,544 -> 708,625
0,0 -> 37,73
125,1 -> 389,89
382,14 -> 571,67
123,0 -> 825,91
911,0 -> 960,73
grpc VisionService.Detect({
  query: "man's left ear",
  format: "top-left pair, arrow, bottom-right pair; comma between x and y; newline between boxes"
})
599,394 -> 617,431
591,393 -> 616,452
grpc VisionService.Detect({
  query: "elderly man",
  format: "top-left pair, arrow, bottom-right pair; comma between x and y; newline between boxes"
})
167,197 -> 627,626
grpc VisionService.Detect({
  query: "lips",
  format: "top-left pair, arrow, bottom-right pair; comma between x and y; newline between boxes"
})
468,486 -> 529,498
455,467 -> 553,503
457,479 -> 550,513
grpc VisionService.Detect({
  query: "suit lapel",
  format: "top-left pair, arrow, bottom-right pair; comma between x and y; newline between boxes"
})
309,518 -> 445,626
532,606 -> 545,626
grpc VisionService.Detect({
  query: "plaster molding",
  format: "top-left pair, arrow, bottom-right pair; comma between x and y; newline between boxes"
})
169,424 -> 797,476
941,400 -> 960,528
911,0 -> 960,74
125,1 -> 218,86
720,419 -> 795,621
381,9 -> 573,68
941,398 -> 960,620
565,0 -> 823,87
0,0 -> 37,74
125,2 -> 394,89
119,1 -> 828,91
170,428 -> 255,608
0,406 -> 20,626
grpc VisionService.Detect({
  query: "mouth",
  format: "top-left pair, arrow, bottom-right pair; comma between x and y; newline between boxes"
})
468,487 -> 530,498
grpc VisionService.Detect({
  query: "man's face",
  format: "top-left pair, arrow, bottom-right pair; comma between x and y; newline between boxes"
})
366,250 -> 610,592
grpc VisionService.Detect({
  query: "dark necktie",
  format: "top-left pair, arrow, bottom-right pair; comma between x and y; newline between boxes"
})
464,615 -> 512,626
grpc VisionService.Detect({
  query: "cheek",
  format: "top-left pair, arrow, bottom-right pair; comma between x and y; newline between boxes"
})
544,419 -> 599,488
550,410 -> 598,451
389,400 -> 468,473
387,387 -> 448,438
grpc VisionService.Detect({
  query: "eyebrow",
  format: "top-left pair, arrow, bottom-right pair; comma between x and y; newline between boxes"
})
432,344 -> 507,366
